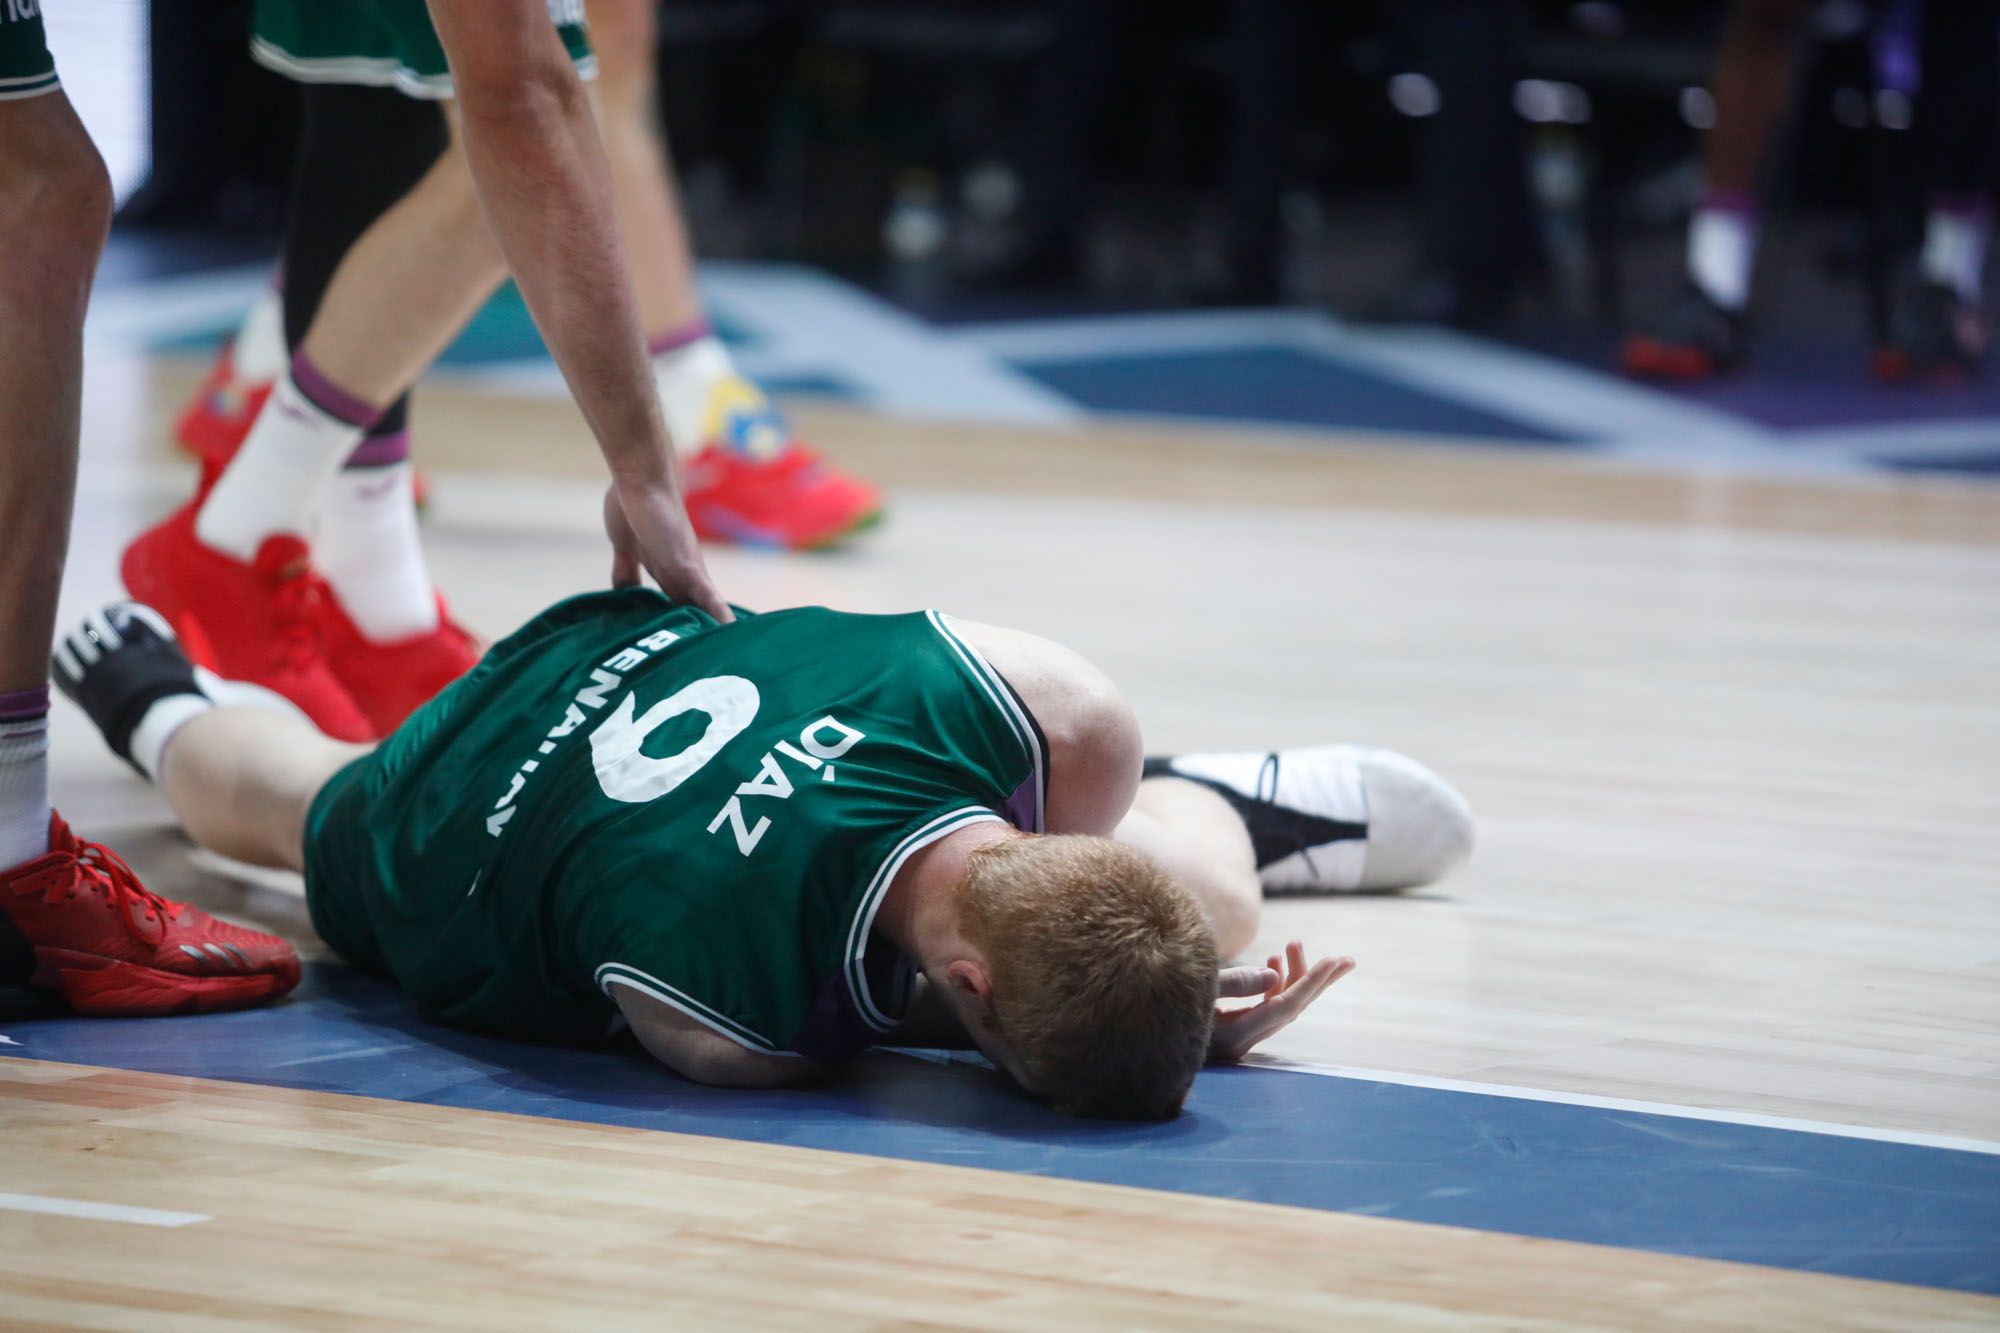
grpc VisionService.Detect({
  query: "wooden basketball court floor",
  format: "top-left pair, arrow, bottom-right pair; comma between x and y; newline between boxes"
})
5,353 -> 1998,1328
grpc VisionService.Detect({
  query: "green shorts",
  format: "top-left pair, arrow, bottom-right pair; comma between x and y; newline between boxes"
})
0,3 -> 59,102
301,750 -> 383,977
250,0 -> 593,101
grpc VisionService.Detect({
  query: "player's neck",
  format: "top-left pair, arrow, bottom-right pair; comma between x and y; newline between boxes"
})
873,820 -> 1022,963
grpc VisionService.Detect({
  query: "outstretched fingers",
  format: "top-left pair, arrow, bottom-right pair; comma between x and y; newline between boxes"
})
1218,964 -> 1283,999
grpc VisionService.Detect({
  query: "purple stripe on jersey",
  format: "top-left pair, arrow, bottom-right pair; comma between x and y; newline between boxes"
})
344,426 -> 410,470
290,351 -> 383,429
999,774 -> 1039,833
0,686 -> 50,722
646,320 -> 712,358
790,972 -> 877,1066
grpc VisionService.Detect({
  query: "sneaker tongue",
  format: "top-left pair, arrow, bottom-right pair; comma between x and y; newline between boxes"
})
44,810 -> 77,856
252,535 -> 313,582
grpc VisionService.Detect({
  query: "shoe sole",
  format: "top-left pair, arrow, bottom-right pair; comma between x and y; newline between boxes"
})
694,502 -> 885,551
36,946 -> 298,1016
1620,339 -> 1737,381
1871,347 -> 1975,386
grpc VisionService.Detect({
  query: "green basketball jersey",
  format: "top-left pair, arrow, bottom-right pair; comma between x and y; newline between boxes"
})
303,589 -> 1047,1060
0,1 -> 58,103
251,0 -> 593,100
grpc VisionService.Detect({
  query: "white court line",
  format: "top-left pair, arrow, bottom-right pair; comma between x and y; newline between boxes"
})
1253,1057 -> 2000,1156
0,1192 -> 210,1228
1787,416 -> 2000,461
699,261 -> 1083,426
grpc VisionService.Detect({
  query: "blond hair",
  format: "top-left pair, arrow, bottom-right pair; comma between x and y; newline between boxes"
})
959,834 -> 1217,1119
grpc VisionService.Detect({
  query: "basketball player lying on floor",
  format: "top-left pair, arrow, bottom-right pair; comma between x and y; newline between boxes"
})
56,592 -> 1473,1120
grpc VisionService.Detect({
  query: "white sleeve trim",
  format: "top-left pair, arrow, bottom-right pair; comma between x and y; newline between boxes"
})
596,963 -> 803,1058
843,806 -> 1003,1031
922,611 -> 1047,833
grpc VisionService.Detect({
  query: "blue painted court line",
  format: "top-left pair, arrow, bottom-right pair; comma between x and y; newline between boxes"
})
1016,346 -> 1577,444
7,963 -> 1996,1296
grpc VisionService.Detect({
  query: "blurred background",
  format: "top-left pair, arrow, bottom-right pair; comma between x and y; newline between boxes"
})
51,0 -> 2000,473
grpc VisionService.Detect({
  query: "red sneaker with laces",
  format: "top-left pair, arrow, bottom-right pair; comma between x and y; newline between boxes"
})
682,440 -> 883,549
121,503 -> 373,742
174,340 -> 275,467
0,813 -> 299,1015
320,594 -> 482,737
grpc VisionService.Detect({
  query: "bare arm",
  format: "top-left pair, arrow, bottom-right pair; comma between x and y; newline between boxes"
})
949,619 -> 1142,836
612,987 -> 822,1088
424,0 -> 728,621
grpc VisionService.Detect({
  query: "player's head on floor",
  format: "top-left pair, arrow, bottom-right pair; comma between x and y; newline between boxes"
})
942,833 -> 1217,1121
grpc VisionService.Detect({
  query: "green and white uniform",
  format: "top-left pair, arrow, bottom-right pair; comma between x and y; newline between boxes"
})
251,0 -> 594,100
304,589 -> 1048,1062
0,0 -> 57,102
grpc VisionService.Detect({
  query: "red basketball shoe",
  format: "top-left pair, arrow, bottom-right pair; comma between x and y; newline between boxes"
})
174,340 -> 275,467
683,440 -> 883,549
0,813 -> 299,1015
121,504 -> 373,742
1619,284 -> 1749,381
320,594 -> 482,737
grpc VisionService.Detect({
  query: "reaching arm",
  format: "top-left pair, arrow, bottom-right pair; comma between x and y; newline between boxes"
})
612,986 -> 822,1088
424,0 -> 729,622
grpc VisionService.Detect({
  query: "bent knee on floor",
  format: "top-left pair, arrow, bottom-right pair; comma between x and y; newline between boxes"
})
1192,867 -> 1261,959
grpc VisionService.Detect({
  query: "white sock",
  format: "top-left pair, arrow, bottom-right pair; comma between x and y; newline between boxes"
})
232,282 -> 288,385
651,334 -> 785,461
1687,206 -> 1757,311
196,372 -> 365,561
128,694 -> 215,784
0,713 -> 51,868
316,462 -> 439,641
1920,209 -> 1990,302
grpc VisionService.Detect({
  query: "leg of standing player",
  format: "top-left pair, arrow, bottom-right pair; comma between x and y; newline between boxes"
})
128,3 -> 603,745
585,0 -> 882,548
127,94 -> 507,743
588,0 -> 704,345
193,0 -> 881,553
0,31 -> 298,1014
0,85 -> 112,871
1880,0 -> 1999,379
1621,0 -> 1810,379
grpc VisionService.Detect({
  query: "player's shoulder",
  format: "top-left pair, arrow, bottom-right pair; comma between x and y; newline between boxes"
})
935,616 -> 1139,834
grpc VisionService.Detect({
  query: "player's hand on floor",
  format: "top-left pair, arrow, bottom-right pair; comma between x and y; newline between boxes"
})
604,480 -> 734,624
1208,941 -> 1355,1064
